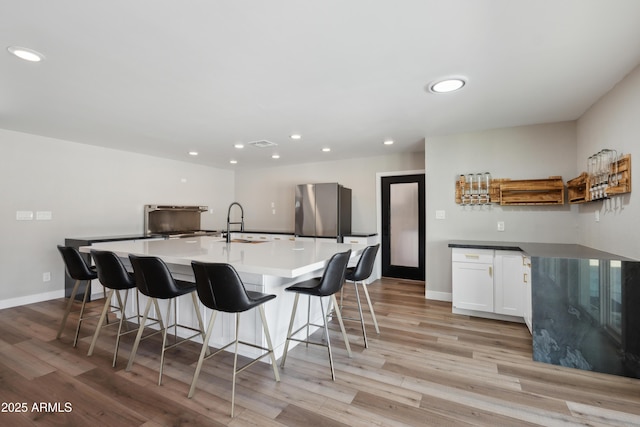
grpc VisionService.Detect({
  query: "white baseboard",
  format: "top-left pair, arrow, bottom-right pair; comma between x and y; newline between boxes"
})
425,290 -> 452,302
452,307 -> 525,324
0,289 -> 66,310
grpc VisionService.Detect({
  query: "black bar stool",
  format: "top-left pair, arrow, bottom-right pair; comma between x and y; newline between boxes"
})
87,249 -> 140,367
280,250 -> 352,380
126,254 -> 207,385
56,245 -> 98,347
341,244 -> 380,348
189,261 -> 279,417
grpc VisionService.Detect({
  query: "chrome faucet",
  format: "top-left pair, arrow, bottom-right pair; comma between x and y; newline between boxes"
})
226,202 -> 244,243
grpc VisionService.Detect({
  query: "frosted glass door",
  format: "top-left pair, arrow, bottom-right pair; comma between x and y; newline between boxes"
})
390,182 -> 419,267
381,174 -> 425,280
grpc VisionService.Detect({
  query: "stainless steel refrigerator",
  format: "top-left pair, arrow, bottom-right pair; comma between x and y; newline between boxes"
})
295,183 -> 352,241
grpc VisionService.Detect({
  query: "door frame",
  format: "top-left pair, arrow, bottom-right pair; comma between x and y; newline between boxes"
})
376,169 -> 426,280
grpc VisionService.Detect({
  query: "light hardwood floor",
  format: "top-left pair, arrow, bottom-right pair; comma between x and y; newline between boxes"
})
1,278 -> 639,426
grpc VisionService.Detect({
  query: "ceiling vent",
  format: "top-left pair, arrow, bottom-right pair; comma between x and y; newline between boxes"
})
248,140 -> 278,148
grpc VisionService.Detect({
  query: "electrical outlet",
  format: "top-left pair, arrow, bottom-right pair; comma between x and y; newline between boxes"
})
435,210 -> 446,219
42,272 -> 51,282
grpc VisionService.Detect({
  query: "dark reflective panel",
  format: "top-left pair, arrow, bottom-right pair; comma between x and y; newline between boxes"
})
532,256 -> 640,379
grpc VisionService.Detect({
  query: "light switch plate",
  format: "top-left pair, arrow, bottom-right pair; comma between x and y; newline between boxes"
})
16,211 -> 33,220
36,211 -> 52,220
435,210 -> 446,219
497,221 -> 505,231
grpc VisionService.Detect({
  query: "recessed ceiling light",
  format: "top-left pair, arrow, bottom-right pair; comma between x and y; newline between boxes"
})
8,46 -> 45,62
188,151 -> 198,156
234,143 -> 244,149
322,147 -> 331,152
230,159 -> 238,164
383,139 -> 394,145
272,154 -> 280,159
290,134 -> 302,140
428,78 -> 466,93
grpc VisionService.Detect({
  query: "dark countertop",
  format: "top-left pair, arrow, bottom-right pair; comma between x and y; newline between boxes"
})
448,240 -> 636,261
66,234 -> 154,243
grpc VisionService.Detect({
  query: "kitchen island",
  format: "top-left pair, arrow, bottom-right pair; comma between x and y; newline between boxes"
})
82,236 -> 365,359
449,240 -> 640,380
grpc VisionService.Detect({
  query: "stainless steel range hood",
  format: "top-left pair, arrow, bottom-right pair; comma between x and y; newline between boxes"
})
144,205 -> 208,236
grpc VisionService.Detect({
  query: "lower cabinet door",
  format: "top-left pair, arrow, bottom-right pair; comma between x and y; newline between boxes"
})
522,256 -> 532,333
452,262 -> 494,312
494,251 -> 525,317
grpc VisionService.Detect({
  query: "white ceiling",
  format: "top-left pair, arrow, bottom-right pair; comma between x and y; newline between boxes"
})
2,1 -> 640,169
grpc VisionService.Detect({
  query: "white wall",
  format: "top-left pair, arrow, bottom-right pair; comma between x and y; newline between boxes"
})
576,64 -> 640,259
0,129 -> 234,304
424,122 -> 578,299
234,152 -> 425,233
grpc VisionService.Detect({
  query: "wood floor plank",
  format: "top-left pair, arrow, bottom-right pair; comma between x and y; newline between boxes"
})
275,404 -> 349,427
351,390 -> 475,427
15,338 -> 96,377
0,341 -> 56,380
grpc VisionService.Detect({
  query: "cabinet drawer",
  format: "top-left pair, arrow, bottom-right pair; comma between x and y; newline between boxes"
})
451,248 -> 494,264
344,236 -> 368,245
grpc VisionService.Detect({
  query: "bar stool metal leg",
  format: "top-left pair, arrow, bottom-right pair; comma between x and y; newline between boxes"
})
112,289 -> 131,366
126,298 -> 153,372
231,313 -> 240,417
352,282 -> 368,348
73,281 -> 92,347
330,294 -> 352,358
87,288 -> 115,356
259,305 -> 280,381
188,311 -> 217,398
319,297 -> 335,380
190,292 -> 209,356
159,299 -> 173,385
361,282 -> 380,334
280,293 -> 300,369
57,279 -> 82,339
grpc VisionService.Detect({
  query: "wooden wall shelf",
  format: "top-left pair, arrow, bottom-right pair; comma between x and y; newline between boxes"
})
566,154 -> 631,204
499,177 -> 565,206
567,173 -> 589,204
455,176 -> 565,205
607,153 -> 632,196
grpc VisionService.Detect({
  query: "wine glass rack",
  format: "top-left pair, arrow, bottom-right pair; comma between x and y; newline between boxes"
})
567,153 -> 631,204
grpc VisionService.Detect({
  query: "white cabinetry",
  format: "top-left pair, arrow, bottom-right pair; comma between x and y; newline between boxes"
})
452,249 -> 495,313
270,234 -> 295,241
343,236 -> 369,245
452,248 -> 530,329
494,251 -> 525,316
231,232 -> 295,242
522,256 -> 532,333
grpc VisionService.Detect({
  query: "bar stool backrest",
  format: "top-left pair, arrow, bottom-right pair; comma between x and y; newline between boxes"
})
91,250 -> 136,290
315,250 -> 351,296
57,245 -> 96,281
348,244 -> 380,282
128,254 -> 183,298
191,262 -> 258,313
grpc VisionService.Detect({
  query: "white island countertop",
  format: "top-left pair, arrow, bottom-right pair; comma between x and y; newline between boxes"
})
82,236 -> 365,278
